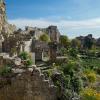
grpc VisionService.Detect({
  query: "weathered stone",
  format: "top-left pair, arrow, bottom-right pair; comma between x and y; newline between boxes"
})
0,67 -> 57,100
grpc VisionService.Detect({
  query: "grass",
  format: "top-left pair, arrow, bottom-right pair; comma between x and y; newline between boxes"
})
81,58 -> 100,68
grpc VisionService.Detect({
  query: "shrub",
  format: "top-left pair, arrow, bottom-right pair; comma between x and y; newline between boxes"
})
71,75 -> 83,93
84,69 -> 96,83
0,66 -> 11,76
80,88 -> 100,100
39,33 -> 50,42
26,59 -> 33,67
87,73 -> 96,83
19,52 -> 29,60
61,60 -> 79,76
19,52 -> 33,67
68,48 -> 78,58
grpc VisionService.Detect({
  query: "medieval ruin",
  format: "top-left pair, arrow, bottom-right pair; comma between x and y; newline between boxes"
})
0,0 -> 61,100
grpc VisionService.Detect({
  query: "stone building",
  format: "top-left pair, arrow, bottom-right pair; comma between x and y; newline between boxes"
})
0,0 -> 60,62
32,40 -> 49,61
76,34 -> 96,49
17,25 -> 60,61
25,26 -> 60,43
47,26 -> 60,43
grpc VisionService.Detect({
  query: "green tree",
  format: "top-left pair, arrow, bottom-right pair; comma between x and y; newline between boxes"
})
59,35 -> 70,48
71,39 -> 81,49
39,33 -> 50,43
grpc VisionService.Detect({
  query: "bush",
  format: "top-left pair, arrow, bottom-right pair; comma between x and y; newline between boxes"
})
26,59 -> 33,66
19,52 -> 33,67
87,73 -> 96,83
71,75 -> 83,93
0,66 -> 12,76
19,52 -> 29,60
68,48 -> 78,58
61,60 -> 79,76
39,34 -> 50,42
84,69 -> 96,83
80,88 -> 100,100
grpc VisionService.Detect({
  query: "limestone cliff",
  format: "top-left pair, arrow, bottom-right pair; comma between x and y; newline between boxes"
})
0,0 -> 16,36
0,0 -> 6,33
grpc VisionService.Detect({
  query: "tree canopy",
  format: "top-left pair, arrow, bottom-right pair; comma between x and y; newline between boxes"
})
59,35 -> 70,47
39,33 -> 50,43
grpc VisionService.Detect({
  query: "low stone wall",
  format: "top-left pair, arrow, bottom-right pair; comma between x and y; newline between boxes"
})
0,66 -> 57,100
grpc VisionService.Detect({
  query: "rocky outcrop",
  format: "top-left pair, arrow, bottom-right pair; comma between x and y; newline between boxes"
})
0,0 -> 6,33
0,66 -> 57,100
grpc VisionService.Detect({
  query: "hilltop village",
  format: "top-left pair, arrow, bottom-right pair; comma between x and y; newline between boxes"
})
0,1 -> 100,100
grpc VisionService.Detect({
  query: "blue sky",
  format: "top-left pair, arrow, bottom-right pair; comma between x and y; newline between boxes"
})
6,0 -> 100,38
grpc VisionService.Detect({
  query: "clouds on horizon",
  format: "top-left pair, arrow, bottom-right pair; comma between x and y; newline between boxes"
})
8,17 -> 100,38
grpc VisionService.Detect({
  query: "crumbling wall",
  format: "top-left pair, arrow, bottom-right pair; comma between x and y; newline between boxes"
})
0,66 -> 57,100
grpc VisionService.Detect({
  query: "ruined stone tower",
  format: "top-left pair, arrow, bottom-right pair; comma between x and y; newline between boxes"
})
0,0 -> 6,33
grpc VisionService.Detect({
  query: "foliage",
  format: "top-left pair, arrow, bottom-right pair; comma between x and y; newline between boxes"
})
46,34 -> 100,100
0,66 -> 12,76
84,70 -> 97,83
59,35 -> 70,48
81,58 -> 100,73
59,47 -> 68,56
71,75 -> 83,93
39,33 -> 50,42
25,59 -> 33,66
19,52 -> 33,66
68,48 -> 79,58
71,38 -> 81,48
19,52 -> 29,60
61,61 -> 75,76
80,88 -> 100,100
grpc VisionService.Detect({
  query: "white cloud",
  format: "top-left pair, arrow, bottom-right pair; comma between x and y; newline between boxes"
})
8,17 -> 100,29
8,18 -> 100,38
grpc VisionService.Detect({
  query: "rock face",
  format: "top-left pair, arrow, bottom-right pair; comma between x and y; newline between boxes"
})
0,66 -> 57,100
0,0 -> 5,52
0,0 -> 16,54
0,0 -> 6,33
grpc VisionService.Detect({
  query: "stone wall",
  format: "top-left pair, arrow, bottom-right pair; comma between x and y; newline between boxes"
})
0,66 -> 57,100
25,26 -> 60,43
